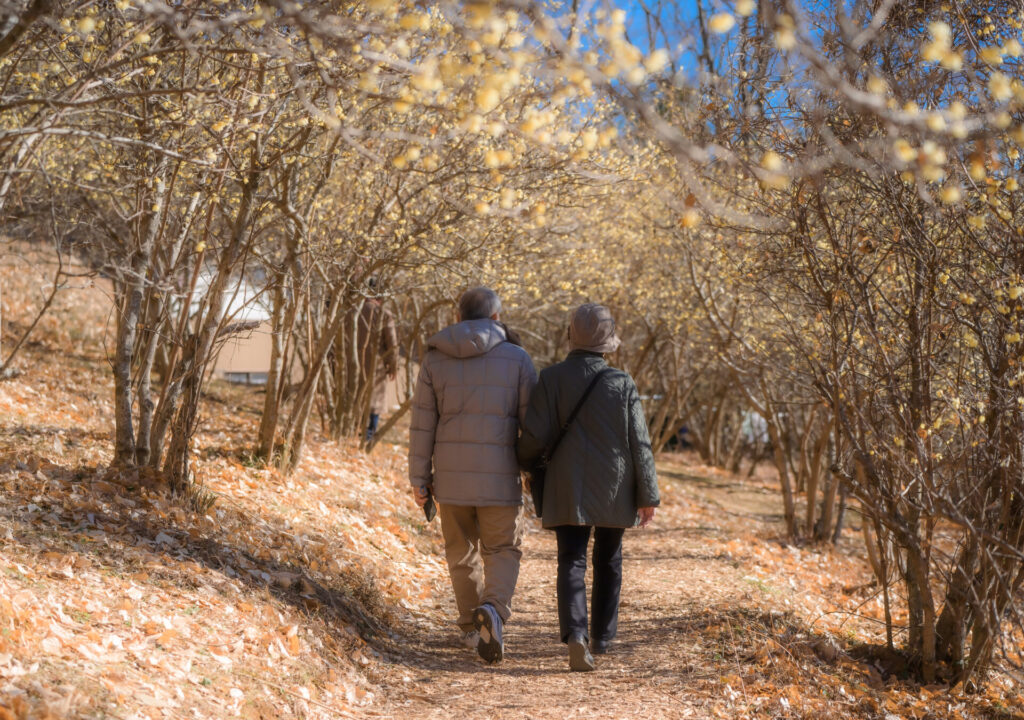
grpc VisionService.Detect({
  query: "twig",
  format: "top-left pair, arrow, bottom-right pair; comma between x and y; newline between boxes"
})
0,244 -> 65,377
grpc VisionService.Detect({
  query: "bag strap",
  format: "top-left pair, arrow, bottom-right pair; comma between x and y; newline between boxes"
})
541,368 -> 614,465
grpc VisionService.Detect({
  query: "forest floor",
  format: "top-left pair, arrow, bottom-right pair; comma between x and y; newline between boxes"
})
1,254 -> 1023,719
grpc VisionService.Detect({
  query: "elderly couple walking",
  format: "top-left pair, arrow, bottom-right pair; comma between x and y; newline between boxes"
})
408,287 -> 660,672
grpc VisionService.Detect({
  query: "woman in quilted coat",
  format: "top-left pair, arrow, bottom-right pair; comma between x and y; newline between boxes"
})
517,303 -> 660,672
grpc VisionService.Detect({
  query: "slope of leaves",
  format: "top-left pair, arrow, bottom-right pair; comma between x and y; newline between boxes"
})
0,259 -> 449,717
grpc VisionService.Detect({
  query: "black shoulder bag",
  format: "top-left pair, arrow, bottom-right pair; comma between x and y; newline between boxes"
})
530,368 -> 613,517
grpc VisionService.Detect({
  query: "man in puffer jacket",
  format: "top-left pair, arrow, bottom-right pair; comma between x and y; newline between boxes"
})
409,287 -> 537,663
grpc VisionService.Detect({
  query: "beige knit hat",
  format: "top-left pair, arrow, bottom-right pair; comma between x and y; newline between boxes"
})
569,303 -> 621,354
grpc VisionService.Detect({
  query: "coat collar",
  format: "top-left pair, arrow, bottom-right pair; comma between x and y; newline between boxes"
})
567,349 -> 607,364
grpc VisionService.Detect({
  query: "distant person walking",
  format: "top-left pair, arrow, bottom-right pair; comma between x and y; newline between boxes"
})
356,281 -> 399,442
518,303 -> 660,672
408,287 -> 537,663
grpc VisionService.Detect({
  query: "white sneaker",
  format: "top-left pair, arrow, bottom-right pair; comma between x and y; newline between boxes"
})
460,630 -> 480,649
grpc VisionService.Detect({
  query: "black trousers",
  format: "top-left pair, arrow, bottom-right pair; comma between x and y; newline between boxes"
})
554,525 -> 625,644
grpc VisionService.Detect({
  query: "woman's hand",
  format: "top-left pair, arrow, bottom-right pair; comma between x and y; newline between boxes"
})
638,506 -> 656,528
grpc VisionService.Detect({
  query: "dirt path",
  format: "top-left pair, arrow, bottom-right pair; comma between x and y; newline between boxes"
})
371,461 -> 785,719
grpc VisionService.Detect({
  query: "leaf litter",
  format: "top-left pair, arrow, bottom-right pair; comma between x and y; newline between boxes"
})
1,272 -> 1022,720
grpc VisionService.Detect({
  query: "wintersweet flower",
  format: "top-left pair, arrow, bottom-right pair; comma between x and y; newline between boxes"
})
939,185 -> 961,204
989,72 -> 1012,101
709,14 -> 735,34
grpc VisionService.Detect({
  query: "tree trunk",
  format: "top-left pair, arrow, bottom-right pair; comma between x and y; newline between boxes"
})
725,412 -> 746,473
356,303 -> 384,447
816,473 -> 838,542
766,409 -> 797,538
905,546 -> 937,682
279,297 -> 351,473
257,261 -> 299,459
163,169 -> 259,489
113,291 -> 139,466
935,538 -> 977,673
258,276 -> 287,459
134,324 -> 160,466
162,349 -> 201,493
830,482 -> 847,543
113,174 -> 166,466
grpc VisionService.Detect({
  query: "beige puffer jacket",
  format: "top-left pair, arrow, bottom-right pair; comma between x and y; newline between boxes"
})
409,319 -> 537,506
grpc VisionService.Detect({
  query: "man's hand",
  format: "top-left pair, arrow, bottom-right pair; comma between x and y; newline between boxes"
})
413,485 -> 430,507
638,506 -> 656,528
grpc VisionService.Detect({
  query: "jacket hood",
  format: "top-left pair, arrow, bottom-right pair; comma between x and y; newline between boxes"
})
428,318 -> 507,359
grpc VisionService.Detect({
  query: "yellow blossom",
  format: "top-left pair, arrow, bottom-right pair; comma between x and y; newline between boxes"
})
760,151 -> 784,172
893,139 -> 916,163
476,87 -> 500,113
939,185 -> 961,204
990,72 -> 1013,101
709,13 -> 735,34
680,209 -> 701,228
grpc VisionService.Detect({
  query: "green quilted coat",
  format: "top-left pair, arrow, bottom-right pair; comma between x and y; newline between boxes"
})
517,350 -> 660,528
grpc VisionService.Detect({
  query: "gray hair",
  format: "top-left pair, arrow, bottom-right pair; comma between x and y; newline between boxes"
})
458,286 -> 502,321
